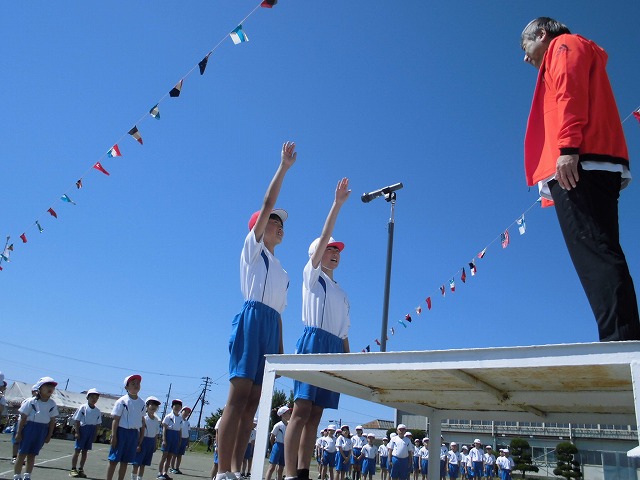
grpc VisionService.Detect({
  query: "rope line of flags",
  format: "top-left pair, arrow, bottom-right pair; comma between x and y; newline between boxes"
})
0,0 -> 277,271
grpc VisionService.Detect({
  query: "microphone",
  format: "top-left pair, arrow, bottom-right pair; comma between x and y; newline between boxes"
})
361,182 -> 404,203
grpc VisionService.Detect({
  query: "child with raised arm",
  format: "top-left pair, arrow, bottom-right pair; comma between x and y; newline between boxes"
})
284,178 -> 352,480
70,388 -> 102,478
216,142 -> 297,480
14,377 -> 59,480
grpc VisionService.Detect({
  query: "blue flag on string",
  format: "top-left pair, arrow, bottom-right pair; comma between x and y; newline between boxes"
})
230,25 -> 249,45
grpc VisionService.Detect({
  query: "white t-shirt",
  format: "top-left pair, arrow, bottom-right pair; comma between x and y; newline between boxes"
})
469,447 -> 483,462
162,412 -> 184,432
241,231 -> 289,314
419,446 -> 429,460
143,414 -> 161,438
322,435 -> 337,453
388,435 -> 412,458
181,418 -> 190,438
447,450 -> 461,465
301,260 -> 350,339
496,456 -> 514,470
440,445 -> 448,460
352,434 -> 366,449
72,404 -> 102,426
361,444 -> 377,459
112,395 -> 145,429
484,453 -> 496,466
271,421 -> 287,443
378,444 -> 389,459
336,435 -> 353,453
19,397 -> 59,424
249,428 -> 256,443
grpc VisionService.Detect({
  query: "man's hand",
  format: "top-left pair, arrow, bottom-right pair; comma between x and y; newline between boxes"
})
556,154 -> 579,190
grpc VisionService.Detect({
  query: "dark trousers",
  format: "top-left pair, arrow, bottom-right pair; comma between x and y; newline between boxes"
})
549,168 -> 640,341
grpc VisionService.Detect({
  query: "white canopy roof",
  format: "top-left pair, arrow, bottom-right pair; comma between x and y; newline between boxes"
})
4,381 -> 118,414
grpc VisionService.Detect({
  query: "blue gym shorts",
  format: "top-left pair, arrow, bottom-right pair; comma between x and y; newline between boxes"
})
133,436 -> 156,466
108,427 -> 139,463
269,441 -> 285,466
362,458 -> 376,475
293,326 -> 344,409
336,451 -> 351,471
391,456 -> 409,480
244,442 -> 254,459
352,448 -> 363,465
18,421 -> 49,455
322,450 -> 336,467
75,424 -> 97,451
229,300 -> 280,385
162,430 -> 181,455
380,456 -> 388,469
177,437 -> 188,455
448,463 -> 460,479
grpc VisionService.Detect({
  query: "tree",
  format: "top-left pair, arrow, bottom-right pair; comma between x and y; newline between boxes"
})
510,438 -> 539,478
204,407 -> 225,436
553,442 -> 583,479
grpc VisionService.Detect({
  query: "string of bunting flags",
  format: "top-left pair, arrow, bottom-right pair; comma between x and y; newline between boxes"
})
0,0 -> 278,271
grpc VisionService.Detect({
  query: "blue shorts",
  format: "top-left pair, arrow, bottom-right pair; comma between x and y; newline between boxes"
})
269,442 -> 285,466
133,436 -> 157,466
380,456 -> 388,469
362,458 -> 376,475
12,424 -> 19,445
177,437 -> 188,455
229,300 -> 280,385
293,326 -> 344,409
352,448 -> 363,466
244,442 -> 254,459
484,464 -> 494,477
448,463 -> 460,479
214,451 -> 218,464
162,430 -> 181,454
420,459 -> 429,475
336,451 -> 351,471
75,424 -> 97,451
18,421 -> 49,455
391,456 -> 409,480
322,450 -> 336,467
471,461 -> 483,478
499,470 -> 511,480
108,427 -> 139,463
413,456 -> 419,471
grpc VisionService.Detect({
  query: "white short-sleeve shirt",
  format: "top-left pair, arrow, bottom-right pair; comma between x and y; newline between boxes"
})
484,453 -> 496,465
352,434 -> 366,449
143,414 -> 161,438
362,444 -> 377,459
181,419 -> 190,438
336,435 -> 353,452
241,231 -> 289,314
469,447 -> 483,462
19,397 -> 59,424
111,395 -> 145,429
162,412 -> 184,432
321,435 -> 337,453
271,421 -> 287,443
72,404 -> 102,426
301,260 -> 350,339
419,446 -> 429,460
388,435 -> 412,458
378,444 -> 388,458
447,450 -> 461,465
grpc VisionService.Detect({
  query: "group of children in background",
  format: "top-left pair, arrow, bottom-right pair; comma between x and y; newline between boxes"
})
6,373 -> 192,480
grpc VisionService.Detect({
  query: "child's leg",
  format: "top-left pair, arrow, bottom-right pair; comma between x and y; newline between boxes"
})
80,450 -> 89,469
117,461 -> 128,480
158,452 -> 168,474
106,460 -> 118,480
14,453 -> 27,475
175,454 -> 182,469
72,449 -> 80,469
277,464 -> 284,480
139,465 -> 146,477
24,454 -> 36,474
265,462 -> 276,480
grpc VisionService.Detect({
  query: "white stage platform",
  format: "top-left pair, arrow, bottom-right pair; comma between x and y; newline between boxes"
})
252,341 -> 640,479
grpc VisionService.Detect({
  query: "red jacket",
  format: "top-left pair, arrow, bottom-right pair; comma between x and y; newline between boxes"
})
524,34 -> 629,186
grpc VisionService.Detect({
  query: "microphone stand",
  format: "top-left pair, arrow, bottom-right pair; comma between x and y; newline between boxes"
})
379,191 -> 396,352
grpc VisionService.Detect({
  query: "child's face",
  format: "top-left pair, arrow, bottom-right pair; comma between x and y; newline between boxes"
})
282,411 -> 292,422
87,394 -> 100,406
126,378 -> 141,395
181,409 -> 189,419
368,437 -> 374,445
147,403 -> 159,415
172,404 -> 182,414
39,383 -> 56,399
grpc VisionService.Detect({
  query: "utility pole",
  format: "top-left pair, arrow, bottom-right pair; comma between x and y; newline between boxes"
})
195,376 -> 211,434
161,383 -> 172,420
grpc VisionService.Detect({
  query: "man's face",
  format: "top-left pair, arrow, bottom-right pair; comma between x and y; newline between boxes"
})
521,28 -> 550,69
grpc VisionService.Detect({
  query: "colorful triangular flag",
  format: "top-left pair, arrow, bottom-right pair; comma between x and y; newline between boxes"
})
375,339 -> 381,346
405,314 -> 412,323
76,179 -> 83,189
61,194 -> 76,205
20,233 -> 27,243
426,297 -> 432,310
633,108 -> 640,124
128,126 -> 143,145
517,215 -> 526,235
8,244 -> 13,251
93,162 -> 110,176
449,278 -> 455,292
390,327 -> 395,336
107,144 -> 122,158
170,79 -> 183,97
440,285 -> 445,297
198,53 -> 211,75
365,345 -> 371,352
469,261 -> 477,276
398,319 -> 407,328
261,0 -> 277,7
1,247 -> 10,262
415,306 -> 422,315
461,267 -> 466,283
149,104 -> 160,119
47,208 -> 57,219
36,221 -> 43,233
501,230 -> 510,249
478,247 -> 487,259
230,25 -> 249,45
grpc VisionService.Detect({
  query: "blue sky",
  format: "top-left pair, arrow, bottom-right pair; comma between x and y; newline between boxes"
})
1,1 -> 639,429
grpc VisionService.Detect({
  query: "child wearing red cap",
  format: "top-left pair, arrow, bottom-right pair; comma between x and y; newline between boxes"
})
14,377 -> 59,480
284,178 -> 352,480
106,374 -> 145,480
217,141 -> 297,480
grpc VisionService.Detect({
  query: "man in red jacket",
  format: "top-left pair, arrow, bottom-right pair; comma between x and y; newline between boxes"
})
521,17 -> 640,341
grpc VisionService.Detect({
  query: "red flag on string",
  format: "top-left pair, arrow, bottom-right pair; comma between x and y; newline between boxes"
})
47,208 -> 57,219
426,297 -> 432,310
375,339 -> 381,346
261,0 -> 277,7
20,233 -> 27,243
405,314 -> 412,323
501,230 -> 510,249
93,162 -> 110,176
633,109 -> 640,124
461,268 -> 466,283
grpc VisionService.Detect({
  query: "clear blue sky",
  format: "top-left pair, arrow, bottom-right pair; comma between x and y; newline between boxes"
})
2,1 -> 639,430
